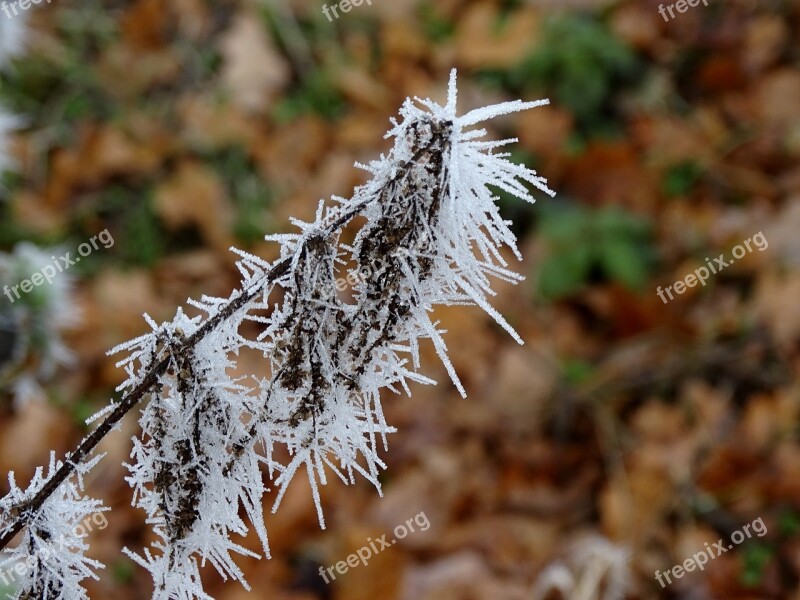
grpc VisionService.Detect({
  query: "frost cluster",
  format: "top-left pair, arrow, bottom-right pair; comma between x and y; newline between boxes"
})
1,71 -> 554,599
0,454 -> 107,600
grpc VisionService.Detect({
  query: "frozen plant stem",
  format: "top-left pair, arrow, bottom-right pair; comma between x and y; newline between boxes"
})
0,259 -> 288,552
0,70 -> 554,599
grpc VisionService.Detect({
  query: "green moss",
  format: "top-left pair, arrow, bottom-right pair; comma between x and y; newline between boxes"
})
418,2 -> 455,42
740,543 -> 774,588
536,203 -> 656,300
663,160 -> 705,197
0,2 -> 117,128
562,359 -> 595,385
478,14 -> 642,137
205,146 -> 275,245
272,68 -> 345,122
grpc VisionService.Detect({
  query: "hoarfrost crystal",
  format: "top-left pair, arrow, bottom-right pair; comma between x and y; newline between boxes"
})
0,70 -> 554,599
0,454 -> 107,600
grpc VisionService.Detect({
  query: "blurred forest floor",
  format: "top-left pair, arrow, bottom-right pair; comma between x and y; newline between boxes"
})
1,0 -> 800,598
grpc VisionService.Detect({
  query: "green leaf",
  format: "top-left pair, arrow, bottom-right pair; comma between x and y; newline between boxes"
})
112,558 -> 136,584
538,245 -> 592,299
599,239 -> 650,289
121,198 -> 166,267
535,204 -> 655,298
418,2 -> 455,42
740,543 -> 774,588
663,161 -> 704,197
272,68 -> 344,122
71,397 -> 96,429
538,206 -> 589,244
778,510 -> 800,536
502,14 -> 641,136
562,359 -> 595,385
595,206 -> 651,239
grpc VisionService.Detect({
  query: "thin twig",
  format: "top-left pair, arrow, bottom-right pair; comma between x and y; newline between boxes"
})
0,130 -> 443,551
0,258 -> 292,551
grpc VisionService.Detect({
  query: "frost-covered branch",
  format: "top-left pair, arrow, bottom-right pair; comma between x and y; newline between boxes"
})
0,453 -> 108,599
0,70 -> 554,599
